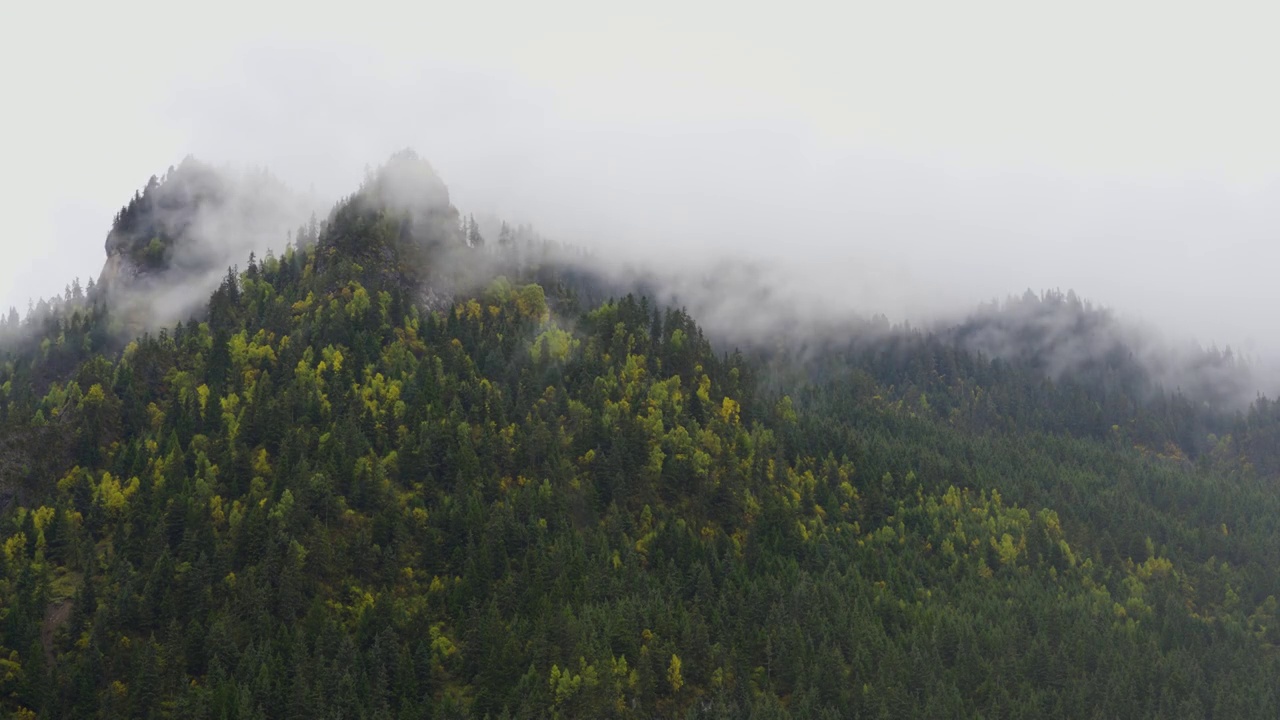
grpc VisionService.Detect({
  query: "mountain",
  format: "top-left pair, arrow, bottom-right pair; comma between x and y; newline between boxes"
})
97,157 -> 320,333
1,153 -> 1280,718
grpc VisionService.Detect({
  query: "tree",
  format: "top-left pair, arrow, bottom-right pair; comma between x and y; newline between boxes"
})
667,654 -> 684,694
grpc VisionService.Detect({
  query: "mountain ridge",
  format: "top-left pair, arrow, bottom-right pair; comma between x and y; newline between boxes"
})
0,152 -> 1277,717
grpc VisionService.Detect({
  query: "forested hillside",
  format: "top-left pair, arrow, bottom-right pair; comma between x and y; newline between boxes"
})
2,153 -> 1279,718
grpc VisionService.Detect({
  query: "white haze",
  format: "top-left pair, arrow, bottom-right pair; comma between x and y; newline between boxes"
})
3,0 -> 1279,366
99,163 -> 326,330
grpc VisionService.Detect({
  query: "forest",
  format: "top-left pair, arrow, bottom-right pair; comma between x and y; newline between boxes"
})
1,152 -> 1279,718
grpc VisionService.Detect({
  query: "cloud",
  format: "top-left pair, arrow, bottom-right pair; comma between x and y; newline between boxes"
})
3,12 -> 1278,400
142,42 -> 1280,357
98,159 -> 324,331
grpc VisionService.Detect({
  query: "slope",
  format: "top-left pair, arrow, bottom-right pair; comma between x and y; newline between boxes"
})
0,154 -> 1279,718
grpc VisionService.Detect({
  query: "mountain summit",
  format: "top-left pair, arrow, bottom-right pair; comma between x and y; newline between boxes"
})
314,149 -> 463,296
97,157 -> 316,328
99,157 -> 229,288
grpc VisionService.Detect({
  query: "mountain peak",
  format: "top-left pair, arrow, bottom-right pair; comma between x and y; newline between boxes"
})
314,150 -> 463,295
97,158 -> 315,328
101,156 -> 226,283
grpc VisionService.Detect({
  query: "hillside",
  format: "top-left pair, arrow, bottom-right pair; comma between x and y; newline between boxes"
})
2,154 -> 1280,718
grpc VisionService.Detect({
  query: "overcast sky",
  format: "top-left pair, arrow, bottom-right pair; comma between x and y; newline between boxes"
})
3,0 -> 1278,355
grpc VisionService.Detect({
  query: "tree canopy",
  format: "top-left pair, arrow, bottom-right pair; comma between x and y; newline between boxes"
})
1,156 -> 1279,718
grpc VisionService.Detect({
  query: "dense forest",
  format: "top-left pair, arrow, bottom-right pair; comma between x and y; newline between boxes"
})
1,152 -> 1279,718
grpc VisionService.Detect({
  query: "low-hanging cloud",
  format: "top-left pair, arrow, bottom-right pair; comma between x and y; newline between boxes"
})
98,159 -> 325,331
154,45 -> 1280,359
5,31 -> 1279,405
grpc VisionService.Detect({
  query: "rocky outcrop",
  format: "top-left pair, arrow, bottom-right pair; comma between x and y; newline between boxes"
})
96,157 -> 315,327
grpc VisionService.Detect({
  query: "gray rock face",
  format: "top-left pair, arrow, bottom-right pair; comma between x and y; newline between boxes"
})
97,252 -> 143,290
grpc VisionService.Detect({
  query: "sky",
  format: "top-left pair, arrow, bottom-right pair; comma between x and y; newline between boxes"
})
2,0 -> 1279,355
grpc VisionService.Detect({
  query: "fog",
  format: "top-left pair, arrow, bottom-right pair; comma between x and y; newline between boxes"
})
97,161 -> 326,330
4,0 -> 1280,364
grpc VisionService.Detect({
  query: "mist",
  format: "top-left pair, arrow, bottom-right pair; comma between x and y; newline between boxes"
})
3,2 -> 1280,392
96,159 -> 326,331
158,46 -> 1280,361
